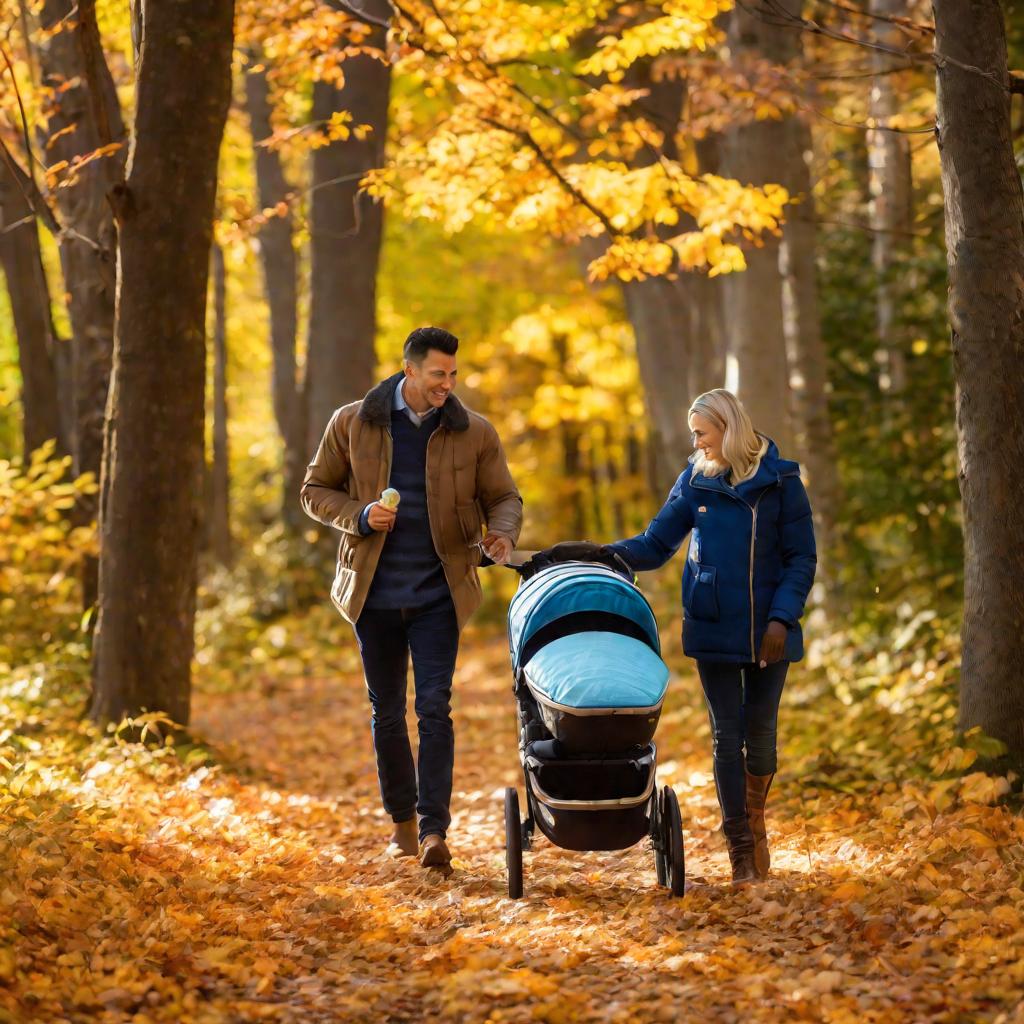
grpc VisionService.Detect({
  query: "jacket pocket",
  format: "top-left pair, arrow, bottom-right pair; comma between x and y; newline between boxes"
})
338,531 -> 364,570
456,501 -> 484,546
684,565 -> 720,622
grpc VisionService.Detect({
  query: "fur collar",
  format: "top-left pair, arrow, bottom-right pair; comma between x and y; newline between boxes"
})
358,371 -> 470,432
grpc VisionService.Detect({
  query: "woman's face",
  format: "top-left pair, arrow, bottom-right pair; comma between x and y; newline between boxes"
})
690,412 -> 726,466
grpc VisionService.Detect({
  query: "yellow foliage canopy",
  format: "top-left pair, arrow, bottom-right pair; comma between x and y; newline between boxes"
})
370,0 -> 790,281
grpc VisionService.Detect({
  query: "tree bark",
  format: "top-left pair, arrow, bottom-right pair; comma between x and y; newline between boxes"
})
243,63 -> 305,529
719,4 -> 796,453
90,0 -> 235,728
0,154 -> 67,457
691,133 -> 727,395
777,116 -> 844,607
304,11 -> 391,451
208,242 -> 232,567
622,276 -> 695,491
38,0 -> 126,608
932,0 -> 1024,754
869,0 -> 914,395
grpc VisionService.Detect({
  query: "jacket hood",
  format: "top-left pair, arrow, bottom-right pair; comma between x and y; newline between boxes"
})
358,371 -> 470,432
759,438 -> 801,480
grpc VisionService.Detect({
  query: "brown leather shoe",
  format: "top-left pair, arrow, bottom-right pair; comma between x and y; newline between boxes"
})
386,818 -> 418,858
745,771 -> 775,880
419,833 -> 452,871
722,816 -> 757,887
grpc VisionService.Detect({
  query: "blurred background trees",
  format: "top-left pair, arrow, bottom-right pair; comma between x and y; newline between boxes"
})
1,0 -> 1022,755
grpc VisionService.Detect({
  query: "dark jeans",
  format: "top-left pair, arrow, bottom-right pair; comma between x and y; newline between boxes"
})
696,660 -> 789,822
353,594 -> 460,842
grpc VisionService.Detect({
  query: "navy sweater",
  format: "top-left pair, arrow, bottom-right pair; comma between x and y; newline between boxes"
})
363,410 -> 450,609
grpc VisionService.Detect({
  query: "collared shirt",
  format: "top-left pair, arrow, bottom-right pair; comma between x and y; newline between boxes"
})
394,378 -> 439,428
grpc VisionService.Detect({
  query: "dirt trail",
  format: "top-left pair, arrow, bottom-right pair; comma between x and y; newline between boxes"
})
186,630 -> 1022,1023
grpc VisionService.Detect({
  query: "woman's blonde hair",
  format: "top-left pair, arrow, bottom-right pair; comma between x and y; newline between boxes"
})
688,389 -> 767,484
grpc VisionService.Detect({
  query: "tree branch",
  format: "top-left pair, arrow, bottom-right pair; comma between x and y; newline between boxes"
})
0,137 -> 60,237
0,41 -> 43,199
479,116 -> 618,237
328,0 -> 393,30
77,0 -> 124,167
741,0 -> 1010,93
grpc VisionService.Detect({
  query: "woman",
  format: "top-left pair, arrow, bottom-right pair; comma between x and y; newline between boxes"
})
606,390 -> 816,885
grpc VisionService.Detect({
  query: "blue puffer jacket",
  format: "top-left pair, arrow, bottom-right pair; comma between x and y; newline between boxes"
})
608,440 -> 817,664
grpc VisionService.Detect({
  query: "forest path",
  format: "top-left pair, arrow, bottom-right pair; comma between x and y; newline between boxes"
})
182,629 -> 1021,1023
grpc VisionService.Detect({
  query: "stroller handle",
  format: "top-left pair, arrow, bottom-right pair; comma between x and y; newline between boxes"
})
500,541 -> 635,581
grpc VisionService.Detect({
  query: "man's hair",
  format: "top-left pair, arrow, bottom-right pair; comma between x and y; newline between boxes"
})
403,326 -> 459,364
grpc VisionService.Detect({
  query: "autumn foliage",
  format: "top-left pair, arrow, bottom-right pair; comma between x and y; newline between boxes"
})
3,0 -> 1024,1020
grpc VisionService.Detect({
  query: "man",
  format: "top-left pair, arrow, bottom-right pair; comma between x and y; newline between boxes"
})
300,326 -> 522,871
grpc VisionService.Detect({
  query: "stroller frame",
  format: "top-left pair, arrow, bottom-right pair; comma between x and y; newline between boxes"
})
502,548 -> 685,898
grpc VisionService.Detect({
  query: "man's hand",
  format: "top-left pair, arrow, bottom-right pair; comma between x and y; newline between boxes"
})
758,620 -> 788,668
367,502 -> 397,532
481,532 -> 513,564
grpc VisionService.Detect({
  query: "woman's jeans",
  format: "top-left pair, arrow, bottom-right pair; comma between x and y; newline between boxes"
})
353,594 -> 460,842
696,660 -> 789,822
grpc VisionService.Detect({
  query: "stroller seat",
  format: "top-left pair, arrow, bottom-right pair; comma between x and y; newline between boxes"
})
524,632 -> 669,711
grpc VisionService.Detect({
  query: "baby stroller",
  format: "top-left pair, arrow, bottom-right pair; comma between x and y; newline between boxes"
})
503,542 -> 685,898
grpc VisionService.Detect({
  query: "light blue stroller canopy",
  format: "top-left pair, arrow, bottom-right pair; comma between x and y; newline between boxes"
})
507,562 -> 661,674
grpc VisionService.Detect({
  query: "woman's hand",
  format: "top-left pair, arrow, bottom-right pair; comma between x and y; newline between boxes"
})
758,620 -> 788,668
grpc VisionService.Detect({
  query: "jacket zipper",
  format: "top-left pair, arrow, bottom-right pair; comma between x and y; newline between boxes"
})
748,491 -> 765,662
424,427 -> 445,564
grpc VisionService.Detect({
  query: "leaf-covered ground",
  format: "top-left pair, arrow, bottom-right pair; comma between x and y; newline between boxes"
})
3,623 -> 1024,1023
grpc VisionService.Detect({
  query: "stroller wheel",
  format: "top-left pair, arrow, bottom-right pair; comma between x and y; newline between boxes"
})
661,786 -> 686,897
652,789 -> 668,887
504,787 -> 524,899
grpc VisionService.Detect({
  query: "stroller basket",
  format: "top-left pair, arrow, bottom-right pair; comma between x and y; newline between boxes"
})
526,753 -> 656,809
525,745 -> 657,852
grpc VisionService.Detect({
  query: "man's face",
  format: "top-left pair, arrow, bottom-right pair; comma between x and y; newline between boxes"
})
404,349 -> 457,410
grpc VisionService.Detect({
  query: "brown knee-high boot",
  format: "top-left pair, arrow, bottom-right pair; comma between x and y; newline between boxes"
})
745,771 -> 775,879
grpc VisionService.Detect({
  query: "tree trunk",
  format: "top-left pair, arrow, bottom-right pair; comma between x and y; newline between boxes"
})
38,0 -> 126,608
304,13 -> 391,451
618,68 -> 698,491
90,0 -> 235,728
208,242 -> 232,567
720,4 -> 795,452
777,116 -> 844,607
622,277 -> 695,491
932,0 -> 1024,754
869,0 -> 914,395
243,63 -> 305,529
562,421 -> 586,539
691,133 -> 727,394
0,155 -> 67,457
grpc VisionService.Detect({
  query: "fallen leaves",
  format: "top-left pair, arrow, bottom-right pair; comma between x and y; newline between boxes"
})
1,626 -> 1023,1022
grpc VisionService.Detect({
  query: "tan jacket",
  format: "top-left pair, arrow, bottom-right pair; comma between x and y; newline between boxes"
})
300,372 -> 523,630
